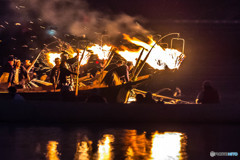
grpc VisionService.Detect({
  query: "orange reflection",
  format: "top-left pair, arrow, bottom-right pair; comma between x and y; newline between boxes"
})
97,134 -> 114,160
124,130 -> 150,159
46,141 -> 60,160
74,141 -> 92,160
150,132 -> 187,160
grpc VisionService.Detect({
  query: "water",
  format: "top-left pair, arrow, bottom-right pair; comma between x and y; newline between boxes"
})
0,123 -> 239,160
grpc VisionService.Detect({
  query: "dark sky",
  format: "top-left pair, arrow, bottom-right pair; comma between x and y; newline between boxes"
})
87,0 -> 240,20
1,0 -> 240,21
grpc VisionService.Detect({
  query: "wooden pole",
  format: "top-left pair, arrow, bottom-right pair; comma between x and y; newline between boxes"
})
75,47 -> 87,96
130,48 -> 145,81
132,41 -> 159,81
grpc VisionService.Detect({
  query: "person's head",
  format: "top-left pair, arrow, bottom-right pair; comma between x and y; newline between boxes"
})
136,94 -> 144,103
15,60 -> 21,68
202,80 -> 213,90
24,60 -> 31,67
60,51 -> 69,62
8,55 -> 15,66
54,57 -> 61,66
116,60 -> 123,67
126,61 -> 133,71
8,86 -> 17,96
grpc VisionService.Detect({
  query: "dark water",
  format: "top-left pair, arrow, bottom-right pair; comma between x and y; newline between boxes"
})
0,123 -> 239,160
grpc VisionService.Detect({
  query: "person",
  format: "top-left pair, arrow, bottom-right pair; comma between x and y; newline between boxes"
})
12,60 -> 30,88
8,86 -> 25,101
59,51 -> 79,90
131,94 -> 144,104
104,60 -> 123,71
143,92 -> 156,103
0,55 -> 15,88
50,58 -> 61,89
196,80 -> 220,104
102,61 -> 133,86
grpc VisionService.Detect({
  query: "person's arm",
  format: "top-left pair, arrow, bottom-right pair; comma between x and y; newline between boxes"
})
66,51 -> 80,64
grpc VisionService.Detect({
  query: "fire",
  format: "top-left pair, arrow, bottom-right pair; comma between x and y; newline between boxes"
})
45,34 -> 185,70
118,34 -> 185,70
46,44 -> 112,66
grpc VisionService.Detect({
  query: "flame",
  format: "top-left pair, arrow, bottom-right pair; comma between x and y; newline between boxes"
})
46,141 -> 60,160
45,34 -> 184,70
97,134 -> 114,160
150,132 -> 186,160
46,44 -> 111,66
118,34 -> 185,70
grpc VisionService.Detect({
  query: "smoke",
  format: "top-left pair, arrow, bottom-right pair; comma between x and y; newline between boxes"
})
10,0 -> 149,41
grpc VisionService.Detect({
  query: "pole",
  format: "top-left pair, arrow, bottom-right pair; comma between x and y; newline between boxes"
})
130,48 -> 145,81
75,47 -> 87,96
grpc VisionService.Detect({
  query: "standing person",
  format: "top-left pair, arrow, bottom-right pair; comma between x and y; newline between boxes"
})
196,80 -> 220,104
102,61 -> 133,86
13,60 -> 30,88
50,58 -> 61,89
59,51 -> 79,91
0,55 -> 15,88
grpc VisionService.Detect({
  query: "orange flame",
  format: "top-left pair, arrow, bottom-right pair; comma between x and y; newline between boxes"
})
118,34 -> 185,70
46,44 -> 111,66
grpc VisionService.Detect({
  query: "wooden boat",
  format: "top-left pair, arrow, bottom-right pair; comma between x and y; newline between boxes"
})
0,75 -> 150,103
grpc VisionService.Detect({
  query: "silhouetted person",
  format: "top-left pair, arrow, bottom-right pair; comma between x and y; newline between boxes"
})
50,58 -> 61,89
102,61 -> 133,86
132,94 -> 144,104
0,55 -> 15,88
8,86 -> 25,101
13,60 -> 30,89
59,51 -> 79,90
196,80 -> 220,104
143,92 -> 156,103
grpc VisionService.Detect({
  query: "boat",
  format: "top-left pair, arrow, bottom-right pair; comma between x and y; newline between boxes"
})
0,75 -> 150,103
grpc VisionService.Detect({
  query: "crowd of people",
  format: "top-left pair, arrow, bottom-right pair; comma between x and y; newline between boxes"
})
0,53 -> 220,104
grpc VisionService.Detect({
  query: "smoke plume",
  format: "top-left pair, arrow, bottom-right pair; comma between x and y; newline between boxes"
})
10,0 -> 149,41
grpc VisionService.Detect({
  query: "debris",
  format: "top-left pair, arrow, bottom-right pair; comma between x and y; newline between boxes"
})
38,18 -> 42,21
28,28 -> 32,31
0,25 -> 6,29
29,21 -> 34,24
22,45 -> 28,48
40,26 -> 45,29
4,21 -> 9,25
31,36 -> 37,39
11,37 -> 17,41
19,6 -> 25,8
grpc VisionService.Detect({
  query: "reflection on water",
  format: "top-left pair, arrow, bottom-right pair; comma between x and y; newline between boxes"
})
97,134 -> 114,160
74,141 -> 91,160
151,132 -> 187,160
43,130 -> 186,160
46,141 -> 60,160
